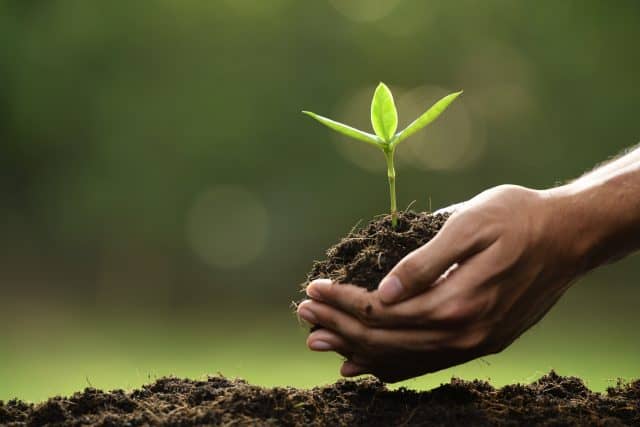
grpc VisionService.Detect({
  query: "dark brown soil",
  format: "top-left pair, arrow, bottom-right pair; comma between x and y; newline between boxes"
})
1,371 -> 638,426
306,210 -> 449,290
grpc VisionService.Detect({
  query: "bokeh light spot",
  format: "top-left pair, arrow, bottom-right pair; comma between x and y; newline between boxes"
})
186,186 -> 268,269
395,85 -> 484,171
454,41 -> 535,124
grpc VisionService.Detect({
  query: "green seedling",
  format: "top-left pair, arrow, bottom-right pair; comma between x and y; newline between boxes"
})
303,83 -> 462,227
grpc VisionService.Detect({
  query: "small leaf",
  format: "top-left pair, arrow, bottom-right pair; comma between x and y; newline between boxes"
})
394,91 -> 463,145
302,111 -> 381,147
370,83 -> 398,143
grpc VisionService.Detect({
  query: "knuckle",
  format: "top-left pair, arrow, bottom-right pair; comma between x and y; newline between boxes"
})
399,255 -> 421,276
435,300 -> 479,324
451,216 -> 478,240
397,255 -> 423,284
446,212 -> 498,250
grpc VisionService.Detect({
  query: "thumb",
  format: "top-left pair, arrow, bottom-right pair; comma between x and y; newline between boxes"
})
377,214 -> 491,304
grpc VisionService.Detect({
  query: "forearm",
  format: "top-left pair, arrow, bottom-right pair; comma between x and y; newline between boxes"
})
545,145 -> 640,273
573,143 -> 640,184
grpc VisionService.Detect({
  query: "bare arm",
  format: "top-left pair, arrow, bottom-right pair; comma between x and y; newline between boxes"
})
553,145 -> 640,271
297,144 -> 640,381
574,143 -> 640,183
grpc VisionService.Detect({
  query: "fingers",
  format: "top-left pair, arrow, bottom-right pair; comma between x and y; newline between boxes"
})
306,279 -> 421,328
305,257 -> 487,329
306,280 -> 377,323
341,360 -> 369,377
378,212 -> 497,304
306,327 -> 371,378
393,247 -> 500,327
297,299 -> 454,352
298,292 -> 495,382
297,299 -> 367,342
306,328 -> 352,354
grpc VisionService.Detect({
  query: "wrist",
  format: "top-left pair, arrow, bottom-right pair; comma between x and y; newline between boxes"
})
540,183 -> 601,274
542,170 -> 640,274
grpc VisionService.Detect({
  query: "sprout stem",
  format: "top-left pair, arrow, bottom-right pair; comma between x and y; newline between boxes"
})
384,148 -> 398,228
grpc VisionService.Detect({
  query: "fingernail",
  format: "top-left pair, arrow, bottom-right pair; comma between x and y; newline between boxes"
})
378,275 -> 403,304
298,307 -> 318,324
307,279 -> 332,299
309,340 -> 332,351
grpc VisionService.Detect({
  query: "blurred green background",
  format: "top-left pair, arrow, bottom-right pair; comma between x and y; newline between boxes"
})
1,0 -> 639,402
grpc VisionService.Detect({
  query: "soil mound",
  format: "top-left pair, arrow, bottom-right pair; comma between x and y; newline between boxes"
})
2,372 -> 638,426
307,211 -> 449,290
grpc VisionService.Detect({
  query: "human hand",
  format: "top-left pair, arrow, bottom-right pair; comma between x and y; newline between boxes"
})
297,185 -> 587,382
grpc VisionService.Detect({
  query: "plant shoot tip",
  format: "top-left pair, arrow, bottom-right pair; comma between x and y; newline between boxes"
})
302,83 -> 461,229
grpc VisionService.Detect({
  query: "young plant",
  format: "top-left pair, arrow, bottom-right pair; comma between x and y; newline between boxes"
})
303,83 -> 462,228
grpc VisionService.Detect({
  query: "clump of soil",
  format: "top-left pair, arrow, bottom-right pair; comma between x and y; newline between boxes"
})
306,211 -> 449,290
1,372 -> 638,426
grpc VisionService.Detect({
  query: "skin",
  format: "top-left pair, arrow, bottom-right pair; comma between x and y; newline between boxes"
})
297,146 -> 640,382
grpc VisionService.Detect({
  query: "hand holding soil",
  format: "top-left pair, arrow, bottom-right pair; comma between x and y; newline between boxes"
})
299,146 -> 640,383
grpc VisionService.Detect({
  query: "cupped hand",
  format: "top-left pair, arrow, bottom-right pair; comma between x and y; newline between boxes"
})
297,185 -> 586,382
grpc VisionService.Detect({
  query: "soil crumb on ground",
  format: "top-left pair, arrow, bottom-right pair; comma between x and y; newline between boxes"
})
1,371 -> 638,426
307,211 -> 449,290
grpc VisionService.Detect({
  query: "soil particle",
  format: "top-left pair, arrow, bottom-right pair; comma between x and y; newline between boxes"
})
306,211 -> 449,291
1,371 -> 638,426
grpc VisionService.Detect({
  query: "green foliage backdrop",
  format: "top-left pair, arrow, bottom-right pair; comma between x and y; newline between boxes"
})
0,0 -> 639,401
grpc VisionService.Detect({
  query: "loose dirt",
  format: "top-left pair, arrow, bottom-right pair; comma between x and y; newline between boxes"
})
2,371 -> 638,426
306,211 -> 449,291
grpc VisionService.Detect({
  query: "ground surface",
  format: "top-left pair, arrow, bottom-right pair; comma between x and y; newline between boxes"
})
1,371 -> 638,426
307,211 -> 449,290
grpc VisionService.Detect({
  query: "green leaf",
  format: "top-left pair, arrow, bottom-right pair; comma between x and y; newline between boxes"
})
370,83 -> 398,143
394,91 -> 463,145
302,110 -> 381,147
